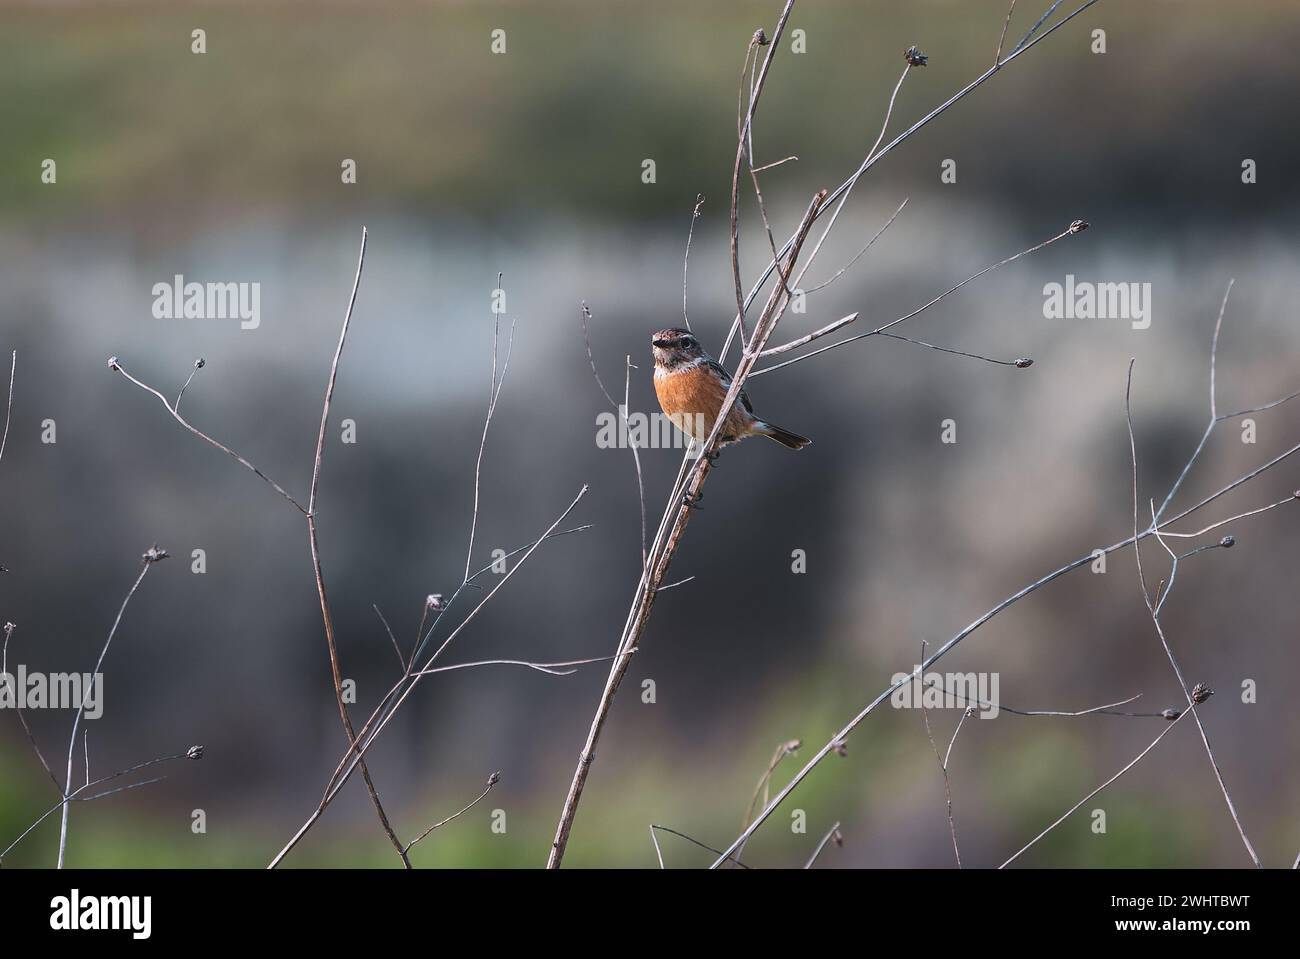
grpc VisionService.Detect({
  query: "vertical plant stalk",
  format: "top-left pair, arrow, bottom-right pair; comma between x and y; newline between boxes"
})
546,192 -> 826,867
57,556 -> 158,868
306,227 -> 411,867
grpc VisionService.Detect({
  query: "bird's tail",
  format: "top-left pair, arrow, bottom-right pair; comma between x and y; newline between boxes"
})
755,421 -> 811,450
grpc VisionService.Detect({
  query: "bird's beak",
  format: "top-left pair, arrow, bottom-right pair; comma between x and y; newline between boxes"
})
652,338 -> 670,348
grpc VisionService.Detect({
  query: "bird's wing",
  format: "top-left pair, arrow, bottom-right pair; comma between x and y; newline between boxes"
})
706,359 -> 753,414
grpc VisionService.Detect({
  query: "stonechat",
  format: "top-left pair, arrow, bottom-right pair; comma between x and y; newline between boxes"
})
652,328 -> 810,451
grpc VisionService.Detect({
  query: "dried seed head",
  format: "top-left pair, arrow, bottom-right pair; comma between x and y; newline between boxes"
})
142,544 -> 170,564
488,771 -> 501,787
832,827 -> 844,848
1161,708 -> 1181,721
3,622 -> 15,634
904,45 -> 928,67
1293,489 -> 1300,499
108,356 -> 120,371
1014,357 -> 1034,369
186,745 -> 205,761
831,738 -> 848,757
426,593 -> 443,610
783,739 -> 802,755
1191,682 -> 1214,704
194,358 -> 206,369
1069,219 -> 1090,234
1219,535 -> 1235,549
753,28 -> 769,46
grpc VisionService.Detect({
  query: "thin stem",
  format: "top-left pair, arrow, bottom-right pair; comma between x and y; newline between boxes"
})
58,559 -> 156,868
804,821 -> 843,869
1000,709 -> 1190,868
405,774 -> 499,854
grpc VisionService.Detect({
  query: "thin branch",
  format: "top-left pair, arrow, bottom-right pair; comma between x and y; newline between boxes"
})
800,197 -> 909,296
730,5 -> 797,346
999,709 -> 1191,868
751,156 -> 798,174
874,331 -> 1029,368
111,359 -> 307,514
412,654 -> 617,679
1127,360 -> 1261,868
649,824 -> 750,869
718,0 -> 1104,369
920,641 -> 964,867
580,305 -> 647,568
682,194 -> 705,331
804,821 -> 843,869
58,552 -> 162,868
752,221 -> 1082,377
174,357 -> 204,412
625,356 -> 647,569
269,485 -> 590,868
713,381 -> 1300,867
650,825 -> 666,868
405,773 -> 500,854
1013,0 -> 1065,56
656,575 -> 696,593
759,313 -> 858,358
302,226 -> 410,868
0,350 -> 14,469
1157,494 -> 1297,540
464,288 -> 516,581
372,604 -> 406,671
1,623 -> 61,792
995,0 -> 1020,66
3,750 -> 193,864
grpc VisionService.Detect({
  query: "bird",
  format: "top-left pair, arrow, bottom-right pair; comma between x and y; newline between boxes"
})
651,328 -> 810,451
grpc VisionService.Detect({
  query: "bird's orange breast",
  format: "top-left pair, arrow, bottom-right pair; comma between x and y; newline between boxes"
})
655,366 -> 746,441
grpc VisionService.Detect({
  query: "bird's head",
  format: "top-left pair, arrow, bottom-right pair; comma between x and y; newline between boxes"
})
651,328 -> 704,368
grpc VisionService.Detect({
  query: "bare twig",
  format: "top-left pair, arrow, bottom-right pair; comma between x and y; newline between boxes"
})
465,283 -> 516,581
303,227 -> 411,868
804,821 -> 843,869
995,0 -> 1020,66
719,0 -> 1104,370
1,623 -> 61,792
405,773 -> 500,854
682,194 -> 705,331
1000,709 -> 1191,868
57,551 -> 162,868
372,604 -> 407,671
0,350 -> 14,468
800,197 -> 909,296
111,359 -> 307,514
751,222 -> 1082,377
713,364 -> 1300,867
759,313 -> 858,358
1126,360 -> 1261,867
649,824 -> 750,869
3,749 -> 195,864
269,484 -> 590,868
411,655 -> 617,678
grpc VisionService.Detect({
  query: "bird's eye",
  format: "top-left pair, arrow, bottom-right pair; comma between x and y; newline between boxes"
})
681,336 -> 694,347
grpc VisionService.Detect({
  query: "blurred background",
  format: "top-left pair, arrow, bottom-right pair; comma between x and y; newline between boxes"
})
1,0 -> 1298,868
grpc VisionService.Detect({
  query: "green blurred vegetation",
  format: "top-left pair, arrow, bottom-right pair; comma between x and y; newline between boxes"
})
4,0 -> 1297,229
